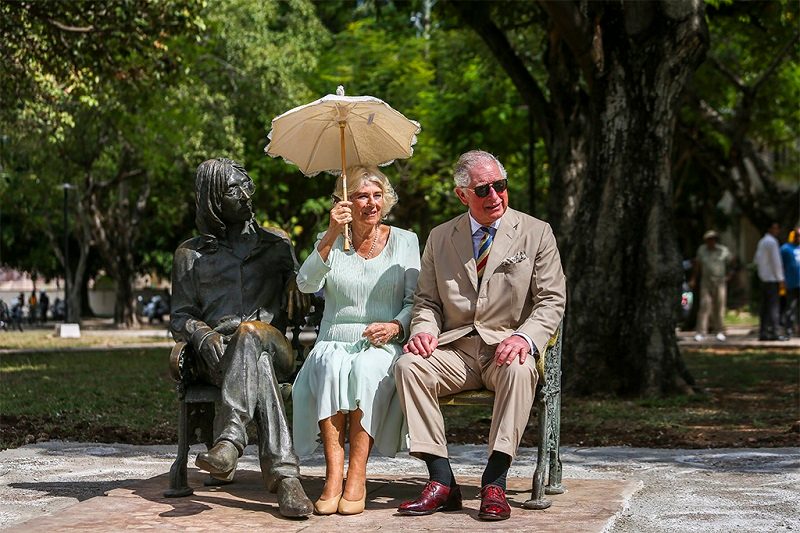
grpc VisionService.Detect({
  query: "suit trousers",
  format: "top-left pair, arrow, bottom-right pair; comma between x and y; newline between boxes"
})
696,281 -> 726,335
215,321 -> 300,490
394,333 -> 538,460
759,281 -> 781,338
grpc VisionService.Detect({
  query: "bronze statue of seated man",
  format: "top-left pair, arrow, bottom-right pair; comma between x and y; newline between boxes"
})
169,157 -> 312,517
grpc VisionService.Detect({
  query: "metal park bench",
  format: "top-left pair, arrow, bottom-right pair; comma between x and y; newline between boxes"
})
164,314 -> 565,511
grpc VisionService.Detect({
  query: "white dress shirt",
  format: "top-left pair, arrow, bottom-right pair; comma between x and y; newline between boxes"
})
754,233 -> 784,282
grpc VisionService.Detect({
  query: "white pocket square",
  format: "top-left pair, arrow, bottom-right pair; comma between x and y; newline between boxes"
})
500,251 -> 528,266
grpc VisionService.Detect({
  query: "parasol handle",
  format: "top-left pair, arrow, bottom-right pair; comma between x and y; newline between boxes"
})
339,122 -> 350,251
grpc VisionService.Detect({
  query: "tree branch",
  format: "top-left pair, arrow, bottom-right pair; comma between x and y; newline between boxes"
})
537,0 -> 597,81
751,32 -> 799,94
707,56 -> 746,91
451,0 -> 553,145
47,19 -> 94,33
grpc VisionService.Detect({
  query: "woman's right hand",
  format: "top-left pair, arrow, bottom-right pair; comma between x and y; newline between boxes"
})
327,200 -> 353,235
317,200 -> 353,261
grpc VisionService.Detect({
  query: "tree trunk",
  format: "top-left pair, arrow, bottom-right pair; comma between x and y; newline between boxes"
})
560,2 -> 707,394
84,145 -> 147,329
458,0 -> 708,394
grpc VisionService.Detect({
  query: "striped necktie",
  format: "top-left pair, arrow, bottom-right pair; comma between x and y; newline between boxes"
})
476,226 -> 493,282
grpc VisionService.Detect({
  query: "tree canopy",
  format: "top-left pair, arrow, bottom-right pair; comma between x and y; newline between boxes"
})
1,0 -> 797,395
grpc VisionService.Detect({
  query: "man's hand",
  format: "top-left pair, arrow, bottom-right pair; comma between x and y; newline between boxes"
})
286,276 -> 310,324
403,333 -> 438,357
494,335 -> 530,366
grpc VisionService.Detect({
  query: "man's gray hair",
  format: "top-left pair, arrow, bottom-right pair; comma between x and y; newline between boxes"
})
453,150 -> 507,187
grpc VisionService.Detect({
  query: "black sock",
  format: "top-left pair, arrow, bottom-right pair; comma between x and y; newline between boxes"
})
481,451 -> 511,489
422,453 -> 455,487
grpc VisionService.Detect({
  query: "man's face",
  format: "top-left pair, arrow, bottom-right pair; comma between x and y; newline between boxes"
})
769,223 -> 781,237
705,237 -> 717,249
454,160 -> 509,226
220,168 -> 254,225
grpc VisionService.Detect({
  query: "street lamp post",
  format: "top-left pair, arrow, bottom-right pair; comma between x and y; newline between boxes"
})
60,183 -> 75,322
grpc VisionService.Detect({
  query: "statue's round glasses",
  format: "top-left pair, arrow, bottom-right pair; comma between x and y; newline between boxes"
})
465,178 -> 508,198
225,179 -> 255,200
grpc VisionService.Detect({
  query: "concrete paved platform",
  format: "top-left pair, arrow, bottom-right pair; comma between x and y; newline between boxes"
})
2,443 -> 798,532
3,469 -> 638,532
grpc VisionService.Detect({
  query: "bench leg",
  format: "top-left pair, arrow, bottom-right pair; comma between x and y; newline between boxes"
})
545,391 -> 565,495
523,398 -> 552,510
165,400 -> 193,497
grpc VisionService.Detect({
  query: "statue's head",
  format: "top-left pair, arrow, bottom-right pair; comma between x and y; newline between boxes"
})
195,158 -> 254,239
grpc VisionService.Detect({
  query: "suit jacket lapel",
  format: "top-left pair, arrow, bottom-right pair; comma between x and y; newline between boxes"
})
452,214 -> 478,292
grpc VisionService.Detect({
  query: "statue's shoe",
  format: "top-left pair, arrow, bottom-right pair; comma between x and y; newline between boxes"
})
195,440 -> 239,475
277,477 -> 313,518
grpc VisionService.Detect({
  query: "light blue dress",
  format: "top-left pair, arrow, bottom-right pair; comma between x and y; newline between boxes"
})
292,227 -> 421,457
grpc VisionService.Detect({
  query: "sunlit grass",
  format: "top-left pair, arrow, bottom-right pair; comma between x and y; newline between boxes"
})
0,330 -> 170,350
1,347 -> 797,450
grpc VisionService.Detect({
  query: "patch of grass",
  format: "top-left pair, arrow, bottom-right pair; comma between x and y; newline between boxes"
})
0,348 -> 178,449
724,309 -> 758,327
446,349 -> 800,448
1,347 -> 798,450
0,331 -> 169,350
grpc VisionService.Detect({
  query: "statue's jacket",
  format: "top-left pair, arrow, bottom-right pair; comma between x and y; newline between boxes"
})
170,222 -> 298,343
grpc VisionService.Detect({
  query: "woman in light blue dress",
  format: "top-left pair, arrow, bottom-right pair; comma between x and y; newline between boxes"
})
293,166 -> 420,516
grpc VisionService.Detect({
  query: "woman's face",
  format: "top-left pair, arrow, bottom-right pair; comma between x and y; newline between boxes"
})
350,180 -> 383,228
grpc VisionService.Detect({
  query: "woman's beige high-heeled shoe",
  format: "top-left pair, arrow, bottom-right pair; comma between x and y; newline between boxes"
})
314,492 -> 342,515
337,487 -> 366,515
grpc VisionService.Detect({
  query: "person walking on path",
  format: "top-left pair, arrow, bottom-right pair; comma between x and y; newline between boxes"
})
754,222 -> 786,341
691,230 -> 732,342
394,150 -> 566,521
11,293 -> 24,332
27,291 -> 37,325
38,291 -> 50,324
780,227 -> 800,338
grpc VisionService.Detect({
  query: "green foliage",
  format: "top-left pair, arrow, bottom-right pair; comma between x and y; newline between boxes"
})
693,1 -> 799,180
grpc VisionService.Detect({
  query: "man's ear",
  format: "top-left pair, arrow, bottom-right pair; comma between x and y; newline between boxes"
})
454,187 -> 469,207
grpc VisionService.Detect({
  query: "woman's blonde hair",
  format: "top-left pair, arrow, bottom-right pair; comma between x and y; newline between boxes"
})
334,165 -> 398,219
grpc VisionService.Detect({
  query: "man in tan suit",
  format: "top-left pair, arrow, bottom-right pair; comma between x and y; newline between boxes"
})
395,150 -> 566,521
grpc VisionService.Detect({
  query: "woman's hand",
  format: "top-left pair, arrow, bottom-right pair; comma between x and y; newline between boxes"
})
363,321 -> 402,346
317,200 -> 354,261
327,200 -> 353,235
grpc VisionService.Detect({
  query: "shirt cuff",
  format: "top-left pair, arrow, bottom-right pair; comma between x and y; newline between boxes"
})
512,332 -> 537,354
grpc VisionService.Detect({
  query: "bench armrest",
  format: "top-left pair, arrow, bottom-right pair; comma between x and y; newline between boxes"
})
169,341 -> 188,382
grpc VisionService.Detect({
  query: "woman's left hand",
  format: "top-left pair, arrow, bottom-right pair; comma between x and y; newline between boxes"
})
363,321 -> 401,345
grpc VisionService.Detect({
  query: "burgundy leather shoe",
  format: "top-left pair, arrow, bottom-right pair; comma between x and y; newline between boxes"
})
398,481 -> 463,515
478,484 -> 511,520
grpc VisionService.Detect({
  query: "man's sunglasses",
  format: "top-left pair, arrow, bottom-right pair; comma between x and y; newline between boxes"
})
465,179 -> 508,198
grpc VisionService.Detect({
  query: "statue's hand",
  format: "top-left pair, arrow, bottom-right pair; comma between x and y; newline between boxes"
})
195,331 -> 224,372
286,277 -> 311,324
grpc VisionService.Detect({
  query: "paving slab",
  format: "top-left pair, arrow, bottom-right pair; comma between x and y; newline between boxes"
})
1,443 -> 797,532
2,469 -> 638,532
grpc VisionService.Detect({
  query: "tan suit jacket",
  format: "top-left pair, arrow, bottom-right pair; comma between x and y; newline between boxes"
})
410,207 -> 566,354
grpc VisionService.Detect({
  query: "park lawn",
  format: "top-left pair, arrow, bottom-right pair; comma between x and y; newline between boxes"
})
1,347 -> 798,450
0,331 -> 169,350
0,348 -> 178,449
445,348 -> 799,448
